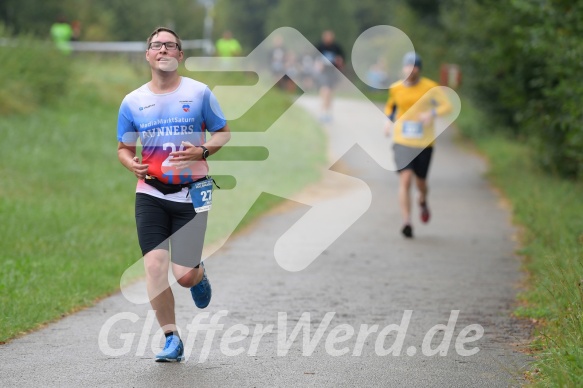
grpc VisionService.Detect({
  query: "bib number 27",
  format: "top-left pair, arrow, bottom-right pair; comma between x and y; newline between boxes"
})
189,178 -> 213,212
201,189 -> 212,203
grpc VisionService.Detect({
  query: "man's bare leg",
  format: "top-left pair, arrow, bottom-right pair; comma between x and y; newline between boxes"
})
144,249 -> 176,333
399,169 -> 414,237
319,85 -> 333,121
416,176 -> 430,223
172,263 -> 204,288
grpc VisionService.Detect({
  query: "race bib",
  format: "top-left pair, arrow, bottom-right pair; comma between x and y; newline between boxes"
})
189,178 -> 213,213
402,121 -> 423,139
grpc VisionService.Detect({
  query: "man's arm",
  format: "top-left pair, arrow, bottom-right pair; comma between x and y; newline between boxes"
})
169,126 -> 232,167
418,86 -> 453,125
431,86 -> 453,117
117,142 -> 149,180
384,89 -> 396,137
201,125 -> 232,156
335,44 -> 345,69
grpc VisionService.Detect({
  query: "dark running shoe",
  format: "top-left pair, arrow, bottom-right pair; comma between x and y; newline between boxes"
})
190,262 -> 212,309
401,224 -> 413,238
420,202 -> 430,224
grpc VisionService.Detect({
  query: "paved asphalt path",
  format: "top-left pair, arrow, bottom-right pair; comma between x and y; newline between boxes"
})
1,96 -> 532,387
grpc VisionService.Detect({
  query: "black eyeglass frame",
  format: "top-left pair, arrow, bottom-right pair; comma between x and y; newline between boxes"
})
148,41 -> 181,51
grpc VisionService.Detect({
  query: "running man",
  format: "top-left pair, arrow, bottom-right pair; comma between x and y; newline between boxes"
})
315,30 -> 345,122
384,52 -> 451,238
117,27 -> 231,361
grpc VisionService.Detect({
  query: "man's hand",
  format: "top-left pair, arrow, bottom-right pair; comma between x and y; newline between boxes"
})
131,157 -> 149,180
169,141 -> 203,169
418,110 -> 434,126
117,142 -> 149,180
167,127 -> 231,169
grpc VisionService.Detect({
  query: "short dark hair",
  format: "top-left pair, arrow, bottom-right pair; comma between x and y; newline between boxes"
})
147,27 -> 182,50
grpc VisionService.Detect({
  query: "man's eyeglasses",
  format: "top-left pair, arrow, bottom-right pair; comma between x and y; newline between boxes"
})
148,41 -> 180,51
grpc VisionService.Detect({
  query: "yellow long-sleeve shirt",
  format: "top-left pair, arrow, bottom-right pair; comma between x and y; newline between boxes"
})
384,77 -> 451,148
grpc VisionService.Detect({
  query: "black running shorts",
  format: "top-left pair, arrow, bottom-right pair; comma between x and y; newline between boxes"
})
135,193 -> 208,268
393,144 -> 434,179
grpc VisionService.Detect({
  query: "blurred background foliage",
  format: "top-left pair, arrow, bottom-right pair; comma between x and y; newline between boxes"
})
1,0 -> 581,177
0,24 -> 73,115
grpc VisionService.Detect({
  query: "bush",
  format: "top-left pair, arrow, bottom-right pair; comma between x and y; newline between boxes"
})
441,0 -> 583,179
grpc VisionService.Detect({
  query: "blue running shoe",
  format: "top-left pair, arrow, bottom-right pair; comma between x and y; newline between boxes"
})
190,262 -> 212,309
155,334 -> 184,362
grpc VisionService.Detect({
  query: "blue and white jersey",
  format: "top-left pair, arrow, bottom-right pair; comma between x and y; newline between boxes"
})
117,77 -> 226,202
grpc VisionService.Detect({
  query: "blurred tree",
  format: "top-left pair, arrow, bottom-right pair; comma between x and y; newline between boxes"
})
353,0 -> 393,32
441,0 -> 583,177
214,0 -> 280,50
0,0 -> 63,36
265,0 -> 357,57
0,0 -> 207,41
440,0 -> 529,127
92,0 -> 206,41
406,0 -> 440,26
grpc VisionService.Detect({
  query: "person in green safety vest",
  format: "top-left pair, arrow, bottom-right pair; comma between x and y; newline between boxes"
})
50,16 -> 74,55
215,30 -> 242,57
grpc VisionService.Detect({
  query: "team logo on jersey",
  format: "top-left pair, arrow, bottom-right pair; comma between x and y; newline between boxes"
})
182,104 -> 190,112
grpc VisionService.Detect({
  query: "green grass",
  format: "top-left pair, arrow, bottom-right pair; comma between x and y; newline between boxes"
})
456,98 -> 583,387
0,57 -> 326,342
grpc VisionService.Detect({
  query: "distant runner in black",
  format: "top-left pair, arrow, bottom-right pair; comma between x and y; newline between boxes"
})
315,30 -> 345,122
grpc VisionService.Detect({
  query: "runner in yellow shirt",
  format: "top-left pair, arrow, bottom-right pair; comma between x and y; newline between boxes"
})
384,52 -> 452,238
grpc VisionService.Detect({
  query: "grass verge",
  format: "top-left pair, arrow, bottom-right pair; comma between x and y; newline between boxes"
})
456,97 -> 583,387
0,56 -> 326,342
